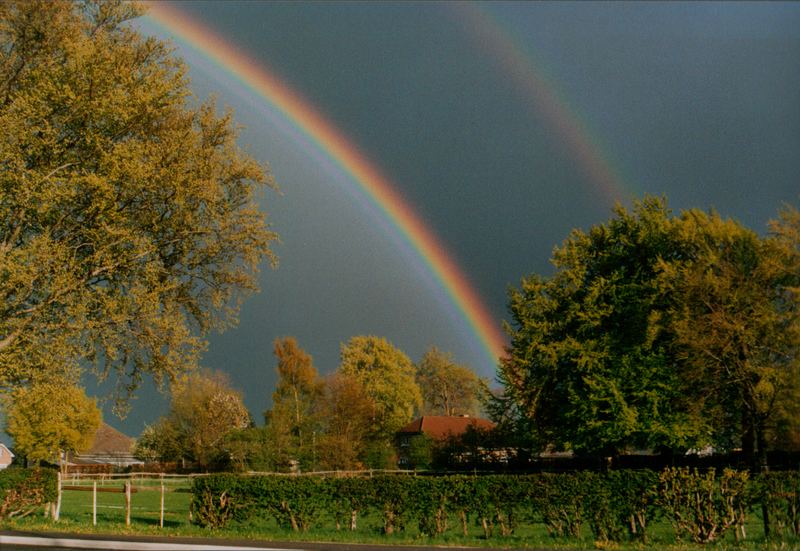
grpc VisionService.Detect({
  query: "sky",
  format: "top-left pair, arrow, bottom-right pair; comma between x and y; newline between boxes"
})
90,1 -> 800,437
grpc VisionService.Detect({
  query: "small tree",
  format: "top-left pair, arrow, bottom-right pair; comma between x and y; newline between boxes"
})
315,373 -> 375,470
143,370 -> 250,469
4,380 -> 101,469
263,338 -> 323,471
416,347 -> 487,416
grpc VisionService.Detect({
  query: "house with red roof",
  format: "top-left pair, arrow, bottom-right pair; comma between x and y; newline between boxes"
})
396,415 -> 498,468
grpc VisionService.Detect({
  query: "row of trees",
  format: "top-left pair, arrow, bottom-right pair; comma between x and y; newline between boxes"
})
495,197 -> 800,469
135,337 -> 487,471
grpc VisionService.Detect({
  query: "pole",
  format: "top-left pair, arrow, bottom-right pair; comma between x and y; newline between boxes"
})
160,482 -> 165,528
92,481 -> 97,526
124,481 -> 131,526
54,471 -> 62,521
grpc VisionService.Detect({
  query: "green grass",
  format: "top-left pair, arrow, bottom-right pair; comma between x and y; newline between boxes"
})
2,485 -> 799,550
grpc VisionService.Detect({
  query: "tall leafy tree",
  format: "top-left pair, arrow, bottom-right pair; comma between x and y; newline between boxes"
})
263,337 -> 323,471
657,207 -> 800,467
315,372 -> 375,470
339,336 -> 422,466
0,1 -> 278,401
416,347 -> 487,416
4,379 -> 101,468
498,197 -> 701,455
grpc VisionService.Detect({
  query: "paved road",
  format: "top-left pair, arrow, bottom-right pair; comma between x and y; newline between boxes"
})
1,531 -> 528,551
3,533 -> 291,550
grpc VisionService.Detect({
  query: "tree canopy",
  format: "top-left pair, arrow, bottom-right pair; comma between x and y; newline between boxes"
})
135,369 -> 250,469
263,337 -> 323,471
416,347 -> 486,417
4,379 -> 101,466
0,0 -> 277,400
498,197 -> 800,460
339,336 -> 422,458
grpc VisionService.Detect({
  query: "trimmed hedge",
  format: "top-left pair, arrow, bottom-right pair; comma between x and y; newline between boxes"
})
0,467 -> 58,519
190,469 -> 798,545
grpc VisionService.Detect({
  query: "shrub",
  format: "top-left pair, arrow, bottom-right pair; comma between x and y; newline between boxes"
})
191,473 -> 255,528
757,471 -> 800,538
658,467 -> 751,543
531,472 -> 585,538
0,468 -> 58,519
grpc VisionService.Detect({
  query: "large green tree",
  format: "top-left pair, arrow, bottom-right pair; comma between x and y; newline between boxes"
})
657,207 -> 800,467
0,1 -> 277,400
499,197 -> 800,460
498,198 -> 701,455
4,379 -> 101,468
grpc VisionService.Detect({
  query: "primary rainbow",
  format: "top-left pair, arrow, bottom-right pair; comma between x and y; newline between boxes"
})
144,3 -> 508,368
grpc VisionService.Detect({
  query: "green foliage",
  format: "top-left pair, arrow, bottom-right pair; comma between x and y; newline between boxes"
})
416,347 -> 487,417
327,476 -> 371,531
4,380 -> 101,465
499,196 -> 800,462
138,370 -> 250,469
756,470 -> 800,538
658,208 -> 800,467
0,0 -> 278,400
405,434 -> 434,470
188,468 -> 800,546
532,472 -> 585,539
191,473 -> 255,529
657,467 -> 751,543
605,468 -> 660,542
0,467 -> 58,519
339,336 -> 422,444
499,197 -> 700,455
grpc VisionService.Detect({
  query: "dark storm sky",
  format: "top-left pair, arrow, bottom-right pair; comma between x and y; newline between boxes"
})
96,1 -> 800,436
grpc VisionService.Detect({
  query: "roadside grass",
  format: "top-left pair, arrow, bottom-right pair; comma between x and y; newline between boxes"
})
2,485 -> 798,550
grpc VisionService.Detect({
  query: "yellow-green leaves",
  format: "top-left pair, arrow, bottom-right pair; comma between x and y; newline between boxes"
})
0,1 -> 278,397
4,379 -> 101,465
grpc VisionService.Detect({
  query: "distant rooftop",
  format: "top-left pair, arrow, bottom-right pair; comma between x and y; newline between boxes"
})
398,415 -> 495,440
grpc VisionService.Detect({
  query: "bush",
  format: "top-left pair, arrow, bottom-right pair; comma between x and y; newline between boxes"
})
658,467 -> 751,543
188,467 -> 784,543
191,473 -> 255,528
757,470 -> 800,538
0,468 -> 58,519
531,472 -> 585,539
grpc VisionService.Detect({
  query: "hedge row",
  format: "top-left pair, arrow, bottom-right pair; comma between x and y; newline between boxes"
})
190,468 -> 799,544
0,467 -> 58,519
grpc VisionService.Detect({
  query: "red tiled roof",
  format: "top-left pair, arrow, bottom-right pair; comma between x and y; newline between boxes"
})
397,415 -> 495,440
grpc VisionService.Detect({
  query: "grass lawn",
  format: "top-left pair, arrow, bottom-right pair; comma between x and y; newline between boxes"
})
1,482 -> 798,550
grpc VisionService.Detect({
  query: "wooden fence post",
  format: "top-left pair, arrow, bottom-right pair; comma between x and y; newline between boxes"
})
160,481 -> 165,528
92,481 -> 97,526
124,481 -> 131,526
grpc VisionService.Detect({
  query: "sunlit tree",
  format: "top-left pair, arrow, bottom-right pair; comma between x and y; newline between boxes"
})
0,0 -> 278,404
4,379 -> 101,468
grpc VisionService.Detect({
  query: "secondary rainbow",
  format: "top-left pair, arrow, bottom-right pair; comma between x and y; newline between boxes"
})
145,3 -> 508,367
454,3 -> 634,205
